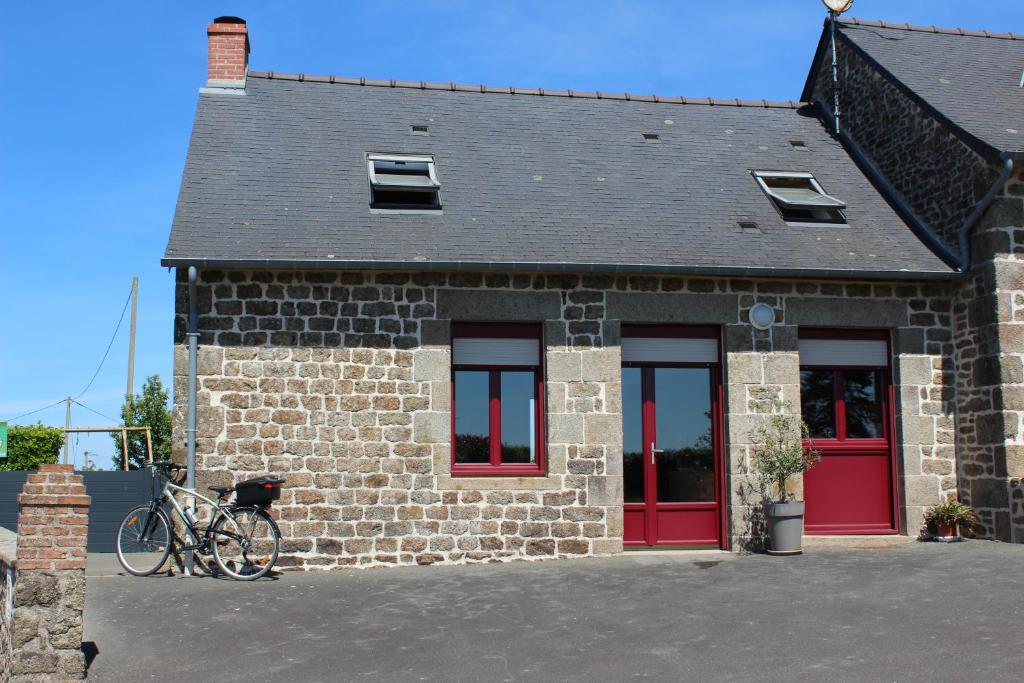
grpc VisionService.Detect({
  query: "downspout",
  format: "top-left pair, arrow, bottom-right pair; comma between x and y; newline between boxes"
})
953,156 -> 1015,543
185,266 -> 199,575
955,158 -> 1015,273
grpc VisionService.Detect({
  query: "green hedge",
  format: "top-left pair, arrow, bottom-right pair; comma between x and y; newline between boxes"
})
0,423 -> 63,471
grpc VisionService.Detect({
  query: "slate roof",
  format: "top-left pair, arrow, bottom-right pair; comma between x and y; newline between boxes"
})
163,73 -> 955,278
807,18 -> 1024,158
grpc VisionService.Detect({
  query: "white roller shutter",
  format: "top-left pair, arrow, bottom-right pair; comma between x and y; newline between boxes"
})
798,339 -> 888,367
453,338 -> 540,366
621,337 -> 718,363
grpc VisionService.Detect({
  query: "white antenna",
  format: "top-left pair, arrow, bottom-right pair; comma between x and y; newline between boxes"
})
822,0 -> 854,134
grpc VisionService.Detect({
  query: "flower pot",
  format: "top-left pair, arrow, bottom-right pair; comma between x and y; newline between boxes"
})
935,521 -> 959,539
764,501 -> 805,555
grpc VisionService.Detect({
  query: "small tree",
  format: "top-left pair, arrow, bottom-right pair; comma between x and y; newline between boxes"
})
111,375 -> 172,470
748,400 -> 820,503
1,423 -> 64,471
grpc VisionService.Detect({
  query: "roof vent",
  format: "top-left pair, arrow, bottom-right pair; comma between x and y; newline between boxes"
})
738,221 -> 761,234
411,125 -> 429,136
642,133 -> 660,142
789,140 -> 807,150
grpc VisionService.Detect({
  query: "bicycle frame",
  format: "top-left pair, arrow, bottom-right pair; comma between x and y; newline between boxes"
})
141,474 -> 250,549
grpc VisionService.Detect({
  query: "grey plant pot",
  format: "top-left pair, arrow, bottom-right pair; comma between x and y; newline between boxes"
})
765,501 -> 805,555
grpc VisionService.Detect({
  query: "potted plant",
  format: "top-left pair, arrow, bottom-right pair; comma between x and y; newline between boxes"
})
749,401 -> 820,555
924,500 -> 976,542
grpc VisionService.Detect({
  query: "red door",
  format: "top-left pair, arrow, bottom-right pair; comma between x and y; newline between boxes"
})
800,330 -> 897,535
622,363 -> 724,547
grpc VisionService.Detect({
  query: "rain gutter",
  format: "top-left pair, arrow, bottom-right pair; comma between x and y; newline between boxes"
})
955,158 -> 1016,271
162,258 -> 961,282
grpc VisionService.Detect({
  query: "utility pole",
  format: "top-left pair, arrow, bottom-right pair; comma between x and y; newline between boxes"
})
63,396 -> 72,464
126,276 -> 139,400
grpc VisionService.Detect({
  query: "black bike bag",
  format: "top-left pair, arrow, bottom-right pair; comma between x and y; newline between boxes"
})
234,476 -> 285,506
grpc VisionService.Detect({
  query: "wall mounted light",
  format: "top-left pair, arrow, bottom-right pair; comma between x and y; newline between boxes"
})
749,303 -> 776,330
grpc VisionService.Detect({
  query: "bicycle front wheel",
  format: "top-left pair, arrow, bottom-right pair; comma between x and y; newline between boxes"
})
212,507 -> 280,580
116,505 -> 172,576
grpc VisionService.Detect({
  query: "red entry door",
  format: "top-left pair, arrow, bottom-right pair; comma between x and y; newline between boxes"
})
622,366 -> 723,547
800,332 -> 897,534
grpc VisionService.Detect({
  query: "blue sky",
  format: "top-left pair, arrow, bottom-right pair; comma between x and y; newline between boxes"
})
1,0 -> 1020,468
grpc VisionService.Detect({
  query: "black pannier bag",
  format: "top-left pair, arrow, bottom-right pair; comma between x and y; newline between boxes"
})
234,476 -> 285,506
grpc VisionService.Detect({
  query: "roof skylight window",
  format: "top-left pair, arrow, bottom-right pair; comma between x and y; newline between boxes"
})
752,171 -> 846,225
367,154 -> 441,211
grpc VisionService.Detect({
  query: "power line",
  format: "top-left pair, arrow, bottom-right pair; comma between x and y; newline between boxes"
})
76,286 -> 134,399
72,399 -> 120,424
1,399 -> 66,423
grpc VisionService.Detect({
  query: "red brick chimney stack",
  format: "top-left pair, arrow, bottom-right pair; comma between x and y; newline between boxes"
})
207,16 -> 249,87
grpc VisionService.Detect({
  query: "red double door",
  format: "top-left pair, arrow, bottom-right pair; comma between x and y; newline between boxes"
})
621,328 -> 725,548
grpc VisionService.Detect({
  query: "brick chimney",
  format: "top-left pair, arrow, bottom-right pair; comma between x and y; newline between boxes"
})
207,16 -> 249,88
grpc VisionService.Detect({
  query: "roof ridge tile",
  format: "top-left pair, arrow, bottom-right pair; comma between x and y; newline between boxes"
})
244,71 -> 806,108
840,17 -> 1023,41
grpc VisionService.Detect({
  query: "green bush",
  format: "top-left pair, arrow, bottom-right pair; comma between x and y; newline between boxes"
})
0,423 -> 64,471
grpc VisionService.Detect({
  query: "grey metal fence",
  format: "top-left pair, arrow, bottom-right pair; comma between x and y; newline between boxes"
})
0,470 -> 153,553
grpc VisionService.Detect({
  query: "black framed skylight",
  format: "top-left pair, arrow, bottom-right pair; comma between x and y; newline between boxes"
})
367,154 -> 441,211
752,171 -> 846,224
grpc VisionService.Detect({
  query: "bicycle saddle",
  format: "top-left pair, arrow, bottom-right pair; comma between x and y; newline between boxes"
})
208,485 -> 232,495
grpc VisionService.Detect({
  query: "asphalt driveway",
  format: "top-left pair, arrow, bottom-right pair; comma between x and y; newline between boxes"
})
83,541 -> 1024,682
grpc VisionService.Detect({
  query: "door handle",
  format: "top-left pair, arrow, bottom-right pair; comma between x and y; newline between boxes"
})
650,442 -> 664,465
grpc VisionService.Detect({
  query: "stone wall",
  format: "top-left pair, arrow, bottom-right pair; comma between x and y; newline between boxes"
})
173,269 -> 961,566
12,464 -> 90,681
955,174 -> 1024,541
1007,169 -> 1024,541
0,528 -> 14,683
808,35 -> 997,262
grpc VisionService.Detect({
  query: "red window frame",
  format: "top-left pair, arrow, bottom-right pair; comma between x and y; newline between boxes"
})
798,328 -> 893,451
450,322 -> 546,477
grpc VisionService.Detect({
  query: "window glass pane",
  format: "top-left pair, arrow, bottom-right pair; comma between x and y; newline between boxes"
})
654,368 -> 714,503
622,368 -> 644,503
454,371 -> 490,463
500,371 -> 535,464
800,370 -> 835,439
844,370 -> 885,439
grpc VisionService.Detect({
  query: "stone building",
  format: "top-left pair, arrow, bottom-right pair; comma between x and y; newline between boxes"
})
162,16 -> 1024,570
803,18 -> 1024,542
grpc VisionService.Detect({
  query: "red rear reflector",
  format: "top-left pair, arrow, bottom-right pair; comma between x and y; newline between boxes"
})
263,483 -> 278,488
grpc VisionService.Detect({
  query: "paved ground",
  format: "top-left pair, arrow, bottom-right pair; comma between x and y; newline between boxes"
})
83,541 -> 1024,682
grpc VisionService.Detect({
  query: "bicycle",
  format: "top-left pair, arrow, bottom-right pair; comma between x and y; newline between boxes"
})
115,461 -> 285,581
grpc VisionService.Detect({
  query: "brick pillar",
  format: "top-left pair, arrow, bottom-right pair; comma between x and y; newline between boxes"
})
12,464 -> 90,681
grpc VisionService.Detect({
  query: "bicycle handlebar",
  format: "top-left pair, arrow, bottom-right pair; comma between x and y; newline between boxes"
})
150,461 -> 184,472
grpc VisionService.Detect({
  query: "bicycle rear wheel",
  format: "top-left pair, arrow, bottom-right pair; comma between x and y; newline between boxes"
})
212,507 -> 280,581
116,505 -> 172,576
